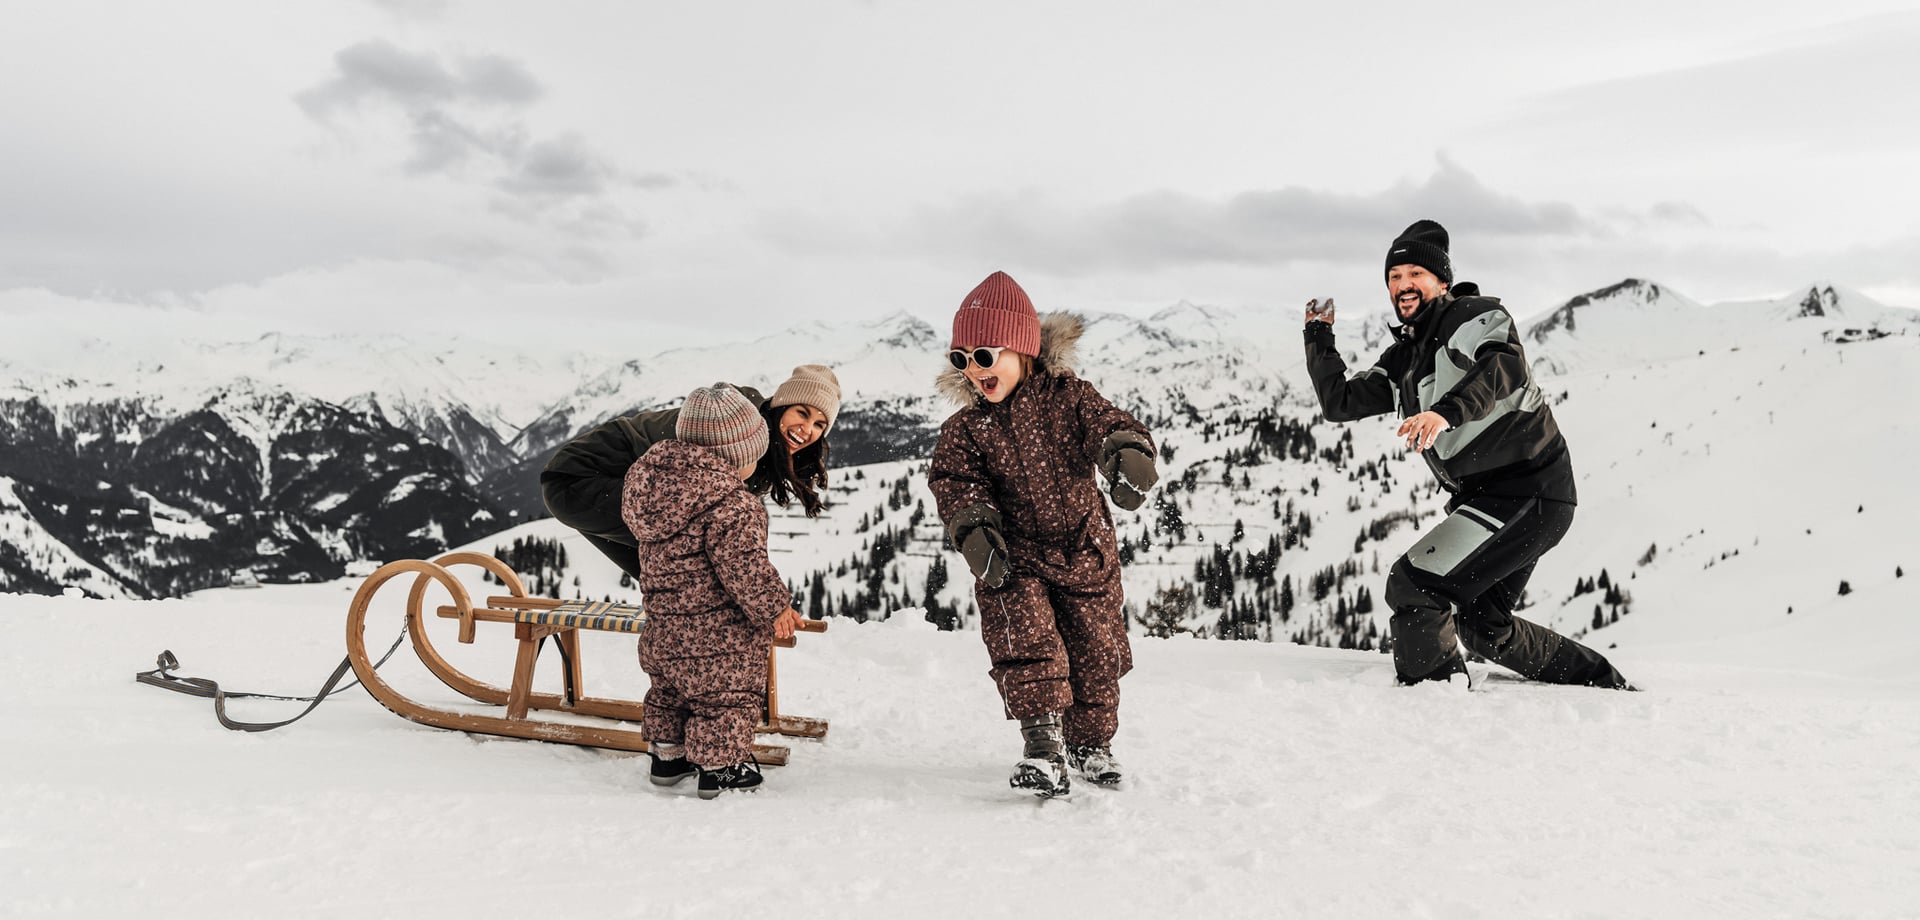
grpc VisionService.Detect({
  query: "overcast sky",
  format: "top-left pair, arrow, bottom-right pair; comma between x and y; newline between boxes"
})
2,0 -> 1915,352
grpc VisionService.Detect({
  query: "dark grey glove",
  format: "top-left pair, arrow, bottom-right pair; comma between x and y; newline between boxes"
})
960,524 -> 1010,588
1099,432 -> 1159,512
949,504 -> 1010,588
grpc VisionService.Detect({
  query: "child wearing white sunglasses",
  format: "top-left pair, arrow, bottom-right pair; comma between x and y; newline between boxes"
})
927,270 -> 1161,798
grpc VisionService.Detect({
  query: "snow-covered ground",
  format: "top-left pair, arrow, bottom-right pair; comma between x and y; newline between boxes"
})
5,565 -> 1918,919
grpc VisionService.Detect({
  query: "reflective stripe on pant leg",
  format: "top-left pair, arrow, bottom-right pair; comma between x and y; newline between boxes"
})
976,576 -> 1072,719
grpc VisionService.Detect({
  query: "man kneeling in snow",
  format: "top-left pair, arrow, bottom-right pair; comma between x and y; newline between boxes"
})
1302,220 -> 1633,690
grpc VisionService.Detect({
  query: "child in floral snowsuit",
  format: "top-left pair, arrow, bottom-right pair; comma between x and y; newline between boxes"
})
927,271 -> 1160,797
622,384 -> 803,799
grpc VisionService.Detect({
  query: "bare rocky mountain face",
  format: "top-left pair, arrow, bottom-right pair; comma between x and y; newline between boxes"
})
0,384 -> 503,597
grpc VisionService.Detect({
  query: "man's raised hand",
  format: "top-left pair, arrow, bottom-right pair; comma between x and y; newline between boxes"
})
1397,411 -> 1450,452
1304,297 -> 1337,326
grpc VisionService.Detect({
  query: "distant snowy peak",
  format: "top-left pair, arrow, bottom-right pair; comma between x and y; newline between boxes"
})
1523,279 -> 1919,377
1081,310 -> 1199,352
1795,284 -> 1843,319
1766,282 -> 1912,324
511,311 -> 954,460
203,378 -> 304,431
869,311 -> 939,350
1526,279 -> 1698,342
1148,300 -> 1236,325
1712,282 -> 1918,334
1352,309 -> 1395,354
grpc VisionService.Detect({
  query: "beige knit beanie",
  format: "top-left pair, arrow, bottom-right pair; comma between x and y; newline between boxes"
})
768,364 -> 842,433
675,384 -> 768,469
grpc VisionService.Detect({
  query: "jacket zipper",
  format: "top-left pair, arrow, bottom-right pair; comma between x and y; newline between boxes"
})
1402,335 -> 1464,493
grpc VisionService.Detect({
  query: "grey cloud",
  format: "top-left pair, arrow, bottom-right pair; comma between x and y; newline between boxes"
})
497,134 -> 614,199
298,39 -> 670,239
805,157 -> 1614,275
400,108 -> 527,174
1649,201 -> 1710,226
1595,200 -> 1714,233
296,40 -> 541,117
454,54 -> 545,107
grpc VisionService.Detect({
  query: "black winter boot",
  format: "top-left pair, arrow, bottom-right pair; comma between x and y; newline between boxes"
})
1539,639 -> 1637,690
1068,744 -> 1124,786
697,760 -> 764,800
1395,649 -> 1470,687
1011,713 -> 1071,797
1468,617 -> 1636,690
648,749 -> 696,787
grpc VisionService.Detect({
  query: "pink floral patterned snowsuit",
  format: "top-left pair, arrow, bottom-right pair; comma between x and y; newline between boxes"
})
622,439 -> 790,768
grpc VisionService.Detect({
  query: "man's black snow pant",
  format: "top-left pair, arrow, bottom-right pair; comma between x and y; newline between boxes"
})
1383,494 -> 1629,688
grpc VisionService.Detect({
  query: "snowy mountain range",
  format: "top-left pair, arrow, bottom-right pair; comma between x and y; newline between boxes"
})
3,280 -> 1915,668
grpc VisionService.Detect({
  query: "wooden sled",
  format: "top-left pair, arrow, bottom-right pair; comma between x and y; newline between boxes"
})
345,552 -> 829,766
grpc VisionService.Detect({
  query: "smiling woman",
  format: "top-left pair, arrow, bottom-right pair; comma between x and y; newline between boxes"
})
538,365 -> 841,579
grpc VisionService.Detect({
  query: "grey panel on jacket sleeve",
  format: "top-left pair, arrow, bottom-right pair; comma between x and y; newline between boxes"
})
1448,310 -> 1513,359
1432,385 -> 1546,460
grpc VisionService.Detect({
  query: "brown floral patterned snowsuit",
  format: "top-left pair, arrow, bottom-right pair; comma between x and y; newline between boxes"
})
621,439 -> 790,768
927,314 -> 1153,746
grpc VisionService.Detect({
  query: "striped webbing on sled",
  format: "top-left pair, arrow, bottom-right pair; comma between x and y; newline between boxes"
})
515,600 -> 647,633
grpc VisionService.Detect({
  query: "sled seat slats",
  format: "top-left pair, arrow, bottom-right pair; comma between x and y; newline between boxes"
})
434,601 -> 802,648
517,600 -> 648,634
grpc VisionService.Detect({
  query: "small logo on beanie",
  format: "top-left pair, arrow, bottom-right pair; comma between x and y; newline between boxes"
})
970,298 -> 983,308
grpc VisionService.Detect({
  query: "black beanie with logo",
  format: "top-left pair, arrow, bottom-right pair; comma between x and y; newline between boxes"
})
1384,219 -> 1453,285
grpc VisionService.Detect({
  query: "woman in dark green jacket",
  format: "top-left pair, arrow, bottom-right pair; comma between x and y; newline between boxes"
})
540,365 -> 841,578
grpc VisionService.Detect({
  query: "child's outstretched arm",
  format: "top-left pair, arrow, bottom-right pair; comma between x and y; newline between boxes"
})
1070,378 -> 1159,511
928,420 -> 1010,587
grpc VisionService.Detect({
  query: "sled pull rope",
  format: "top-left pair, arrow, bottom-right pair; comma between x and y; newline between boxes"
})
134,624 -> 409,733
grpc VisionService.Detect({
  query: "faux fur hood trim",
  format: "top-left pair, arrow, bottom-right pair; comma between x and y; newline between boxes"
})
935,311 -> 1085,407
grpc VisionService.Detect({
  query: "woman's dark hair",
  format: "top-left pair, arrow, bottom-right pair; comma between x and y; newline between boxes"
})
745,402 -> 831,517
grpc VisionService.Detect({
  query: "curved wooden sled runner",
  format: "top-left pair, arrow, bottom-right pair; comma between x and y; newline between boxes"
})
345,552 -> 829,766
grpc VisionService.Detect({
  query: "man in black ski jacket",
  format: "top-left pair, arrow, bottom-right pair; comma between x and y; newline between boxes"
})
1302,219 -> 1633,689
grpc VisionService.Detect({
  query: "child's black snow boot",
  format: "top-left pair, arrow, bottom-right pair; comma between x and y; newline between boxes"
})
1010,713 -> 1071,798
697,760 -> 764,800
1068,744 -> 1124,786
648,745 -> 696,787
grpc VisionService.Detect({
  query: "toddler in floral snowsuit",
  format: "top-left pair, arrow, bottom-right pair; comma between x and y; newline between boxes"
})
622,384 -> 803,799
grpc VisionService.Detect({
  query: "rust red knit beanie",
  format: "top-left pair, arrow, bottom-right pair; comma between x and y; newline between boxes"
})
951,271 -> 1042,356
